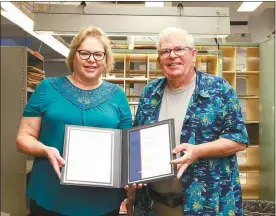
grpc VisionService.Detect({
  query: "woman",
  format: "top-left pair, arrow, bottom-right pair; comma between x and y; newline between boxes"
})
16,26 -> 132,216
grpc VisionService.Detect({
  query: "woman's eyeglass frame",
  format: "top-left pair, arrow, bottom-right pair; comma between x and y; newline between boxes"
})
77,50 -> 106,61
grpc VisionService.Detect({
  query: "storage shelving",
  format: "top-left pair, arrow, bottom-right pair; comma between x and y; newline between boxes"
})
109,49 -> 221,117
1,46 -> 45,215
219,44 -> 260,200
26,47 -> 45,92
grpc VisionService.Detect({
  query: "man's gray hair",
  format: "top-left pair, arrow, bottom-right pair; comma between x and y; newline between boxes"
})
156,27 -> 195,50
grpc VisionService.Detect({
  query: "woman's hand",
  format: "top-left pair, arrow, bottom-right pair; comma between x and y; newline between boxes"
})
124,183 -> 147,191
124,183 -> 147,216
43,146 -> 65,179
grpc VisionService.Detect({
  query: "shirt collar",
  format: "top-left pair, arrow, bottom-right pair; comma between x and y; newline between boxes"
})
154,68 -> 210,99
194,68 -> 210,98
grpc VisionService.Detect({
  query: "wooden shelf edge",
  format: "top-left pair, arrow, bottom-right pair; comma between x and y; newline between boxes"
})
27,66 -> 45,75
223,71 -> 236,74
27,87 -> 35,93
127,95 -> 140,98
110,70 -> 124,74
238,165 -> 260,172
125,78 -> 148,82
246,145 -> 259,148
103,78 -> 124,81
238,96 -> 259,99
27,47 -> 44,61
26,159 -> 34,174
245,120 -> 259,124
237,71 -> 259,75
129,102 -> 139,105
126,70 -> 147,74
242,195 -> 259,200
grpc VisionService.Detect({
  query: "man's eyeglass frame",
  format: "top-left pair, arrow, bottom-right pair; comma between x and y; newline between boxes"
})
158,46 -> 193,58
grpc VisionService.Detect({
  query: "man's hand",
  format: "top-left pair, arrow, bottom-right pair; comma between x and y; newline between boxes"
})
170,143 -> 199,179
43,146 -> 65,179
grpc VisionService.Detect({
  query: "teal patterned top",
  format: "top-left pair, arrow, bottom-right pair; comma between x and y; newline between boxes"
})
133,69 -> 249,216
23,77 -> 132,216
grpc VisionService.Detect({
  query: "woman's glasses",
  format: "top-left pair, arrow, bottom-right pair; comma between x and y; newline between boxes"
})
77,50 -> 106,61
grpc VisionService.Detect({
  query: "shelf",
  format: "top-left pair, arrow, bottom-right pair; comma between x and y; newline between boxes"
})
127,70 -> 147,74
26,159 -> 34,173
242,195 -> 259,200
27,47 -> 44,62
113,54 -> 125,61
125,78 -> 148,83
245,120 -> 259,124
102,78 -> 124,83
236,71 -> 259,75
223,71 -> 236,74
241,184 -> 259,194
197,55 -> 218,61
247,145 -> 259,148
238,96 -> 259,99
127,95 -> 140,98
27,66 -> 45,75
127,54 -> 148,62
110,70 -> 124,74
150,70 -> 163,74
239,165 -> 260,172
27,87 -> 34,93
129,102 -> 139,105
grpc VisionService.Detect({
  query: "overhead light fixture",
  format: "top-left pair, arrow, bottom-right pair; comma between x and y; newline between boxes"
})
237,2 -> 262,12
1,2 -> 69,57
127,36 -> 134,50
145,2 -> 164,7
193,34 -> 229,39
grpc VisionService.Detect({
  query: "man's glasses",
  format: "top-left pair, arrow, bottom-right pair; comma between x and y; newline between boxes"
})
77,50 -> 106,61
159,46 -> 192,58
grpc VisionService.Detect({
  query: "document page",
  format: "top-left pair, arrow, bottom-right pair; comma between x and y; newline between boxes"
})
140,124 -> 172,179
65,128 -> 113,185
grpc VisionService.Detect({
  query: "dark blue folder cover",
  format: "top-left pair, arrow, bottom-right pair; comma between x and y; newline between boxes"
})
129,130 -> 142,182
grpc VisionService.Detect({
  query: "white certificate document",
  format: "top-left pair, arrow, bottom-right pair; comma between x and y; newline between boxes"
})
62,119 -> 176,188
140,124 -> 172,179
64,127 -> 113,185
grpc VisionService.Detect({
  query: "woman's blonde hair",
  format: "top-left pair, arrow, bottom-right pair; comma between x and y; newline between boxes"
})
66,26 -> 114,73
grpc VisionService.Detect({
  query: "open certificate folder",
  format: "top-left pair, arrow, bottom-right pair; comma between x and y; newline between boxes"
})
60,119 -> 177,188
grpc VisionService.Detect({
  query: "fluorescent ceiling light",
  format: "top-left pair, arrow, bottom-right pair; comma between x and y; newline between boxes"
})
193,34 -> 228,39
1,2 -> 69,57
237,2 -> 262,12
127,36 -> 134,50
145,2 -> 164,7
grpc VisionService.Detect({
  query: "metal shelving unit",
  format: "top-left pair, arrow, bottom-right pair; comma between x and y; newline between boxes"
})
1,46 -> 44,215
1,46 -> 28,215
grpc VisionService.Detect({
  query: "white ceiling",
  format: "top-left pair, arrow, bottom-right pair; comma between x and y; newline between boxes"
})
1,1 -> 275,57
28,1 -> 275,18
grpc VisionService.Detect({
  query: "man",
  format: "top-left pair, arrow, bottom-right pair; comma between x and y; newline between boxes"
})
132,27 -> 249,216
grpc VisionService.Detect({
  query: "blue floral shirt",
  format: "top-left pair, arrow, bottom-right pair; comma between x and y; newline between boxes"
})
133,69 -> 249,216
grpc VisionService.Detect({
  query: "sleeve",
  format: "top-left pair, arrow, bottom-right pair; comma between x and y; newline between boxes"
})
23,79 -> 50,117
219,80 -> 249,146
117,88 -> 133,129
133,88 -> 146,127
